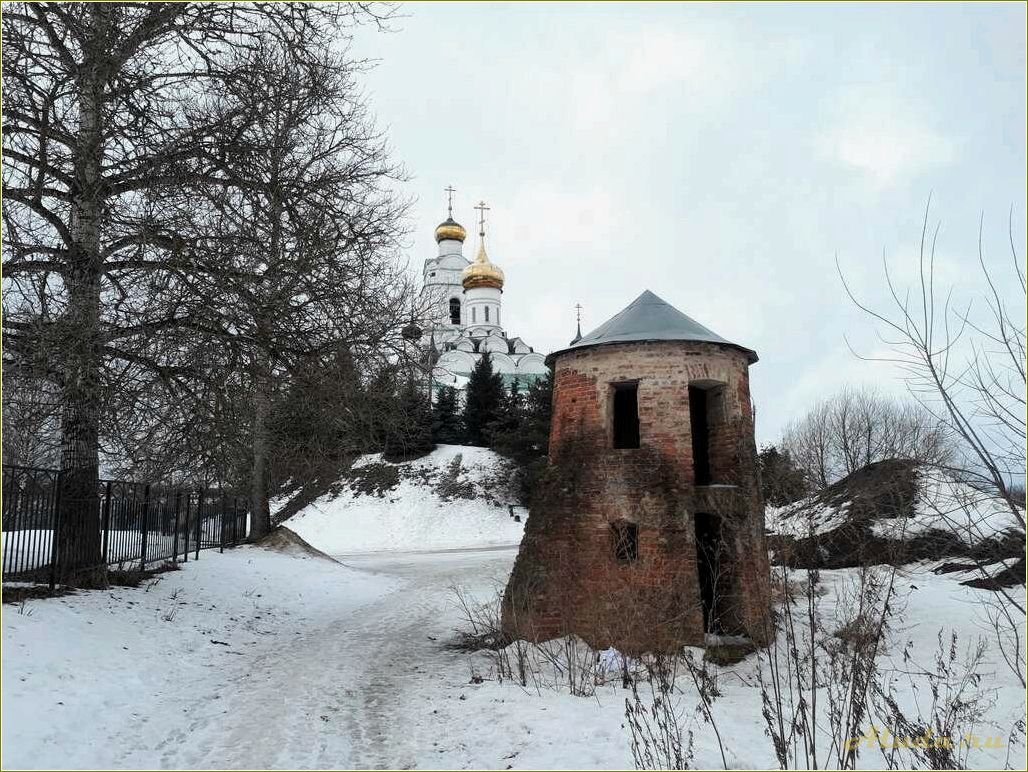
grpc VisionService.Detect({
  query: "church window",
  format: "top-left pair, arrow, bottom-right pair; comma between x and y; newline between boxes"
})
449,298 -> 461,325
485,306 -> 490,322
612,382 -> 640,449
472,307 -> 477,323
611,520 -> 638,563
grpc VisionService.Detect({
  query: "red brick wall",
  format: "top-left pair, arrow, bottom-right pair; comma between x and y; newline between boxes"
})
502,340 -> 772,652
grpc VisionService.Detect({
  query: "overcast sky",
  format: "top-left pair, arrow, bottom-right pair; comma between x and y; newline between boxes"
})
351,1 -> 1026,445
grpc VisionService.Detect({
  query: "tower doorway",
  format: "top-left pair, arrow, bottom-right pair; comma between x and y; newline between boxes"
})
694,512 -> 723,633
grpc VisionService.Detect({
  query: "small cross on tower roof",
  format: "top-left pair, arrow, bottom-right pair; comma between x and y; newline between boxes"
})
444,185 -> 456,217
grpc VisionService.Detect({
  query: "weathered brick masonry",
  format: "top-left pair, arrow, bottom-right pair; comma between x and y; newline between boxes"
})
502,339 -> 773,652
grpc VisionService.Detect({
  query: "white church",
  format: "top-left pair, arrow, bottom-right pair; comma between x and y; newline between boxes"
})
419,192 -> 548,389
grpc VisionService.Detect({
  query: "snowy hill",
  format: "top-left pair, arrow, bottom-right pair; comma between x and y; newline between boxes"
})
766,460 -> 1025,580
277,445 -> 526,554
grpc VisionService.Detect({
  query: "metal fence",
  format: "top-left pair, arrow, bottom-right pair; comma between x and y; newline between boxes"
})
2,464 -> 249,588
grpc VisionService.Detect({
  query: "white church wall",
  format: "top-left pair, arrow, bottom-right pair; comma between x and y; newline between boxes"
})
516,352 -> 547,375
509,337 -> 531,354
436,349 -> 476,374
489,352 -> 516,374
480,335 -> 509,354
438,238 -> 464,256
464,285 -> 502,336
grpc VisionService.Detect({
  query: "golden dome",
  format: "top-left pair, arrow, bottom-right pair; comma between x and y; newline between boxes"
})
435,217 -> 466,243
461,240 -> 504,290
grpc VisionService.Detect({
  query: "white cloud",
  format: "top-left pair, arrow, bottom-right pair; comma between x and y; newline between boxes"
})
816,91 -> 956,187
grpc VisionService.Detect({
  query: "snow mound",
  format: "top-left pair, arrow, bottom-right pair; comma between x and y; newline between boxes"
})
766,460 -> 1025,574
279,445 -> 526,555
255,526 -> 338,562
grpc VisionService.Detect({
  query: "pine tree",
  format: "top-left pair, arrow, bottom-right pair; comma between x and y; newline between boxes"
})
382,378 -> 434,461
482,369 -> 554,504
432,386 -> 465,445
462,353 -> 505,446
487,380 -> 525,452
757,444 -> 808,506
523,369 -> 554,456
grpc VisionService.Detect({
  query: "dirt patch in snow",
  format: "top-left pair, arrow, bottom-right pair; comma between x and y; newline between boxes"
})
255,526 -> 339,562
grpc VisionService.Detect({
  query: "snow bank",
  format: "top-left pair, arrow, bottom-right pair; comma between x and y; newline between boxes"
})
767,463 -> 1024,545
281,444 -> 526,555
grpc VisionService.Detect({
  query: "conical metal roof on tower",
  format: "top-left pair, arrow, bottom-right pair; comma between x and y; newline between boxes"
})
547,290 -> 757,365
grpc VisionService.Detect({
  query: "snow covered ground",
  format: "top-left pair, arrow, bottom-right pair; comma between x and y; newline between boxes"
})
4,446 -> 1025,770
3,543 -> 1025,769
282,445 -> 526,554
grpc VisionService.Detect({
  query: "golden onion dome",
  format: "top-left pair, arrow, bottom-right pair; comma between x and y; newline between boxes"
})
435,217 -> 466,243
461,239 -> 504,290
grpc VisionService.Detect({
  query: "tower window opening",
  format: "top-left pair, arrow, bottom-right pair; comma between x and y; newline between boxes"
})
689,385 -> 711,485
449,298 -> 461,325
485,306 -> 490,322
612,382 -> 640,449
611,520 -> 638,563
472,307 -> 477,323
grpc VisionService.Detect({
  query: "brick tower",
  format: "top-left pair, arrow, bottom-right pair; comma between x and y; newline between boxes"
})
502,290 -> 772,652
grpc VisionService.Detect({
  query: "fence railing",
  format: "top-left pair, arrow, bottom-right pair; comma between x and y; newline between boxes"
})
2,464 -> 249,589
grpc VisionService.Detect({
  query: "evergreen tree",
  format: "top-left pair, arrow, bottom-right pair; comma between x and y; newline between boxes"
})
523,369 -> 554,456
757,444 -> 808,506
486,380 -> 525,452
382,377 -> 434,461
462,353 -> 505,446
432,386 -> 465,445
486,369 -> 553,504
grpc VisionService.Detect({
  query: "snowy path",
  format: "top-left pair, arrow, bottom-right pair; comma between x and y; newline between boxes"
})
170,548 -> 520,769
2,545 -> 523,770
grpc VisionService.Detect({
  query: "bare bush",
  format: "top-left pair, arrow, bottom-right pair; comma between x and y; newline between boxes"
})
782,385 -> 953,490
867,631 -> 995,770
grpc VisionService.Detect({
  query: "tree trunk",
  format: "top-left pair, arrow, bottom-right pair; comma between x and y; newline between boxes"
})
249,371 -> 272,540
57,9 -> 107,580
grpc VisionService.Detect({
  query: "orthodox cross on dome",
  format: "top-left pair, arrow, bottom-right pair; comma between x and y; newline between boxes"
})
574,303 -> 583,325
444,185 -> 456,217
474,200 -> 490,237
572,302 -> 584,344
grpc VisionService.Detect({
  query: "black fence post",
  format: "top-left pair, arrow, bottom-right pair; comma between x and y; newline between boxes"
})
6,479 -> 20,573
172,491 -> 182,564
219,491 -> 227,553
100,480 -> 113,565
182,492 -> 191,563
139,483 -> 151,572
195,489 -> 204,560
48,470 -> 64,592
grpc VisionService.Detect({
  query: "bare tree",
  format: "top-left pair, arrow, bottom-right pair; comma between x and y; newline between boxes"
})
839,200 -> 1026,684
1,2 -> 396,575
0,371 -> 60,468
177,36 -> 412,538
783,385 -> 954,489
